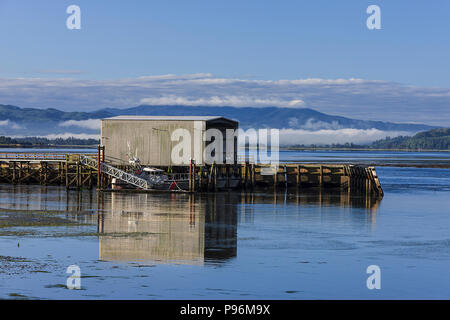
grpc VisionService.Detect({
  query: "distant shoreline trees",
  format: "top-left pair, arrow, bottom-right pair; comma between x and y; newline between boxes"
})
0,136 -> 99,147
1,128 -> 449,151
289,128 -> 450,151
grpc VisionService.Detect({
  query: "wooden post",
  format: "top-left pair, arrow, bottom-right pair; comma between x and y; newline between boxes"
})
39,163 -> 43,185
319,165 -> 323,187
97,146 -> 101,190
244,162 -> 248,189
226,164 -> 230,190
192,160 -> 196,193
206,165 -> 210,191
348,166 -> 351,194
44,162 -> 48,185
273,166 -> 277,190
199,166 -> 203,191
89,168 -> 93,189
214,162 -> 218,192
65,161 -> 69,189
77,161 -> 81,189
251,164 -> 255,189
12,162 -> 16,184
59,162 -> 64,185
189,159 -> 192,192
296,165 -> 301,189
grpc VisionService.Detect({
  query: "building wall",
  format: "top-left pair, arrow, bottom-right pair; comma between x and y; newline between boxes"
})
101,119 -> 238,166
101,120 -> 206,166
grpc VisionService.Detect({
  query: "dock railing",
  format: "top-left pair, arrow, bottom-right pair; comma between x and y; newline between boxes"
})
0,152 -> 96,162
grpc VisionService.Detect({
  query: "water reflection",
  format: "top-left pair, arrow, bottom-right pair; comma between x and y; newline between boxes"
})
0,184 -> 381,265
96,193 -> 238,265
93,190 -> 379,265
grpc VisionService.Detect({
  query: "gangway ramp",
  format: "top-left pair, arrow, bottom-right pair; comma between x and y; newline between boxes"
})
80,155 -> 151,190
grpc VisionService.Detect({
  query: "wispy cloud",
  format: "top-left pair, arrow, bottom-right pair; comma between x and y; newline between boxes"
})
139,95 -> 304,108
0,74 -> 449,125
0,119 -> 22,129
59,119 -> 101,130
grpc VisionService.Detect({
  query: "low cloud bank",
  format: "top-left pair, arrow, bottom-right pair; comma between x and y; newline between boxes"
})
0,120 -> 22,129
40,128 -> 409,146
278,128 -> 411,146
59,119 -> 101,130
1,74 -> 450,125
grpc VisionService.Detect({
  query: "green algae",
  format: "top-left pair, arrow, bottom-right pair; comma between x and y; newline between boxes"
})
8,293 -> 28,299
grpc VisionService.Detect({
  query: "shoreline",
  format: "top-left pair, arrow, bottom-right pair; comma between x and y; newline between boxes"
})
0,144 -> 97,149
1,145 -> 450,153
282,147 -> 450,153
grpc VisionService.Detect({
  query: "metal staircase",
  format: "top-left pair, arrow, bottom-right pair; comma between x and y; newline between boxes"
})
80,155 -> 151,190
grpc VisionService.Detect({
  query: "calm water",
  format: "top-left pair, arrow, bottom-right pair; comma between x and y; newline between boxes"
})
0,152 -> 450,299
278,150 -> 450,166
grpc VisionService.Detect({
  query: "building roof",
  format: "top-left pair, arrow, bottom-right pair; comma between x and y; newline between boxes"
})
102,115 -> 238,123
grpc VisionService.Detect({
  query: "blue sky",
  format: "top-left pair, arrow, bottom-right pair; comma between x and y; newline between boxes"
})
0,0 -> 449,132
1,0 -> 449,86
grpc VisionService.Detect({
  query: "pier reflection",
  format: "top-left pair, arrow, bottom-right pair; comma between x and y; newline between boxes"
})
0,184 -> 381,265
238,190 -> 380,229
92,190 -> 379,265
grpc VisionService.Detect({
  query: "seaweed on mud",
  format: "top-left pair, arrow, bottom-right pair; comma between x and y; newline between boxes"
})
8,293 -> 28,299
0,255 -> 54,276
0,212 -> 87,228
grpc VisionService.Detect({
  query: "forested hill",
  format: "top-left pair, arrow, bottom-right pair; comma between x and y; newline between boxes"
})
370,128 -> 450,150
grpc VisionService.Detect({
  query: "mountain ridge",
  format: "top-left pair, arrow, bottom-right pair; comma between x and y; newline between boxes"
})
0,104 -> 436,137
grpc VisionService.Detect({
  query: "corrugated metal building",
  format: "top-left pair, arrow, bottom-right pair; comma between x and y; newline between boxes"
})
101,116 -> 239,166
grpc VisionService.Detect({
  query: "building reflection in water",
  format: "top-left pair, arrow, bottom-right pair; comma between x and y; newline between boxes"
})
96,193 -> 238,265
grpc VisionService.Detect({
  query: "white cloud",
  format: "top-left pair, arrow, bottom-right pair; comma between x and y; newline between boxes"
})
0,120 -> 22,129
287,118 -> 344,130
39,133 -> 100,140
278,128 -> 410,145
139,95 -> 304,108
59,119 -> 101,130
0,74 -> 450,125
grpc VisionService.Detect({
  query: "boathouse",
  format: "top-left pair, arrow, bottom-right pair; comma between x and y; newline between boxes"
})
100,116 -> 239,167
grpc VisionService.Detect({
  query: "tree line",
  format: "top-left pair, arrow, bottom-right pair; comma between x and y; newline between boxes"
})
0,136 -> 99,146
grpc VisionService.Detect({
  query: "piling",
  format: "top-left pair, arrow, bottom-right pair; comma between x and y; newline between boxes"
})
0,151 -> 383,197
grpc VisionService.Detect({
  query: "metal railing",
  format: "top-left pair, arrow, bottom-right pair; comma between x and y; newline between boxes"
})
0,152 -> 96,162
80,155 -> 151,190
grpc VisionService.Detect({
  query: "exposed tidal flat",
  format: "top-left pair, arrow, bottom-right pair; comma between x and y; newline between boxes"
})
0,151 -> 450,299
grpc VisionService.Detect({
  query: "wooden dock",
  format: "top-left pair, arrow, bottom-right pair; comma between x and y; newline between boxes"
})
0,150 -> 383,197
